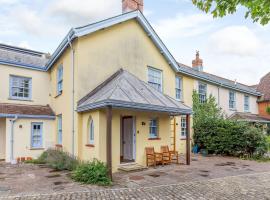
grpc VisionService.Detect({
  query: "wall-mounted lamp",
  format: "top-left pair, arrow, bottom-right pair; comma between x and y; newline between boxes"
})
19,125 -> 23,128
141,122 -> 146,126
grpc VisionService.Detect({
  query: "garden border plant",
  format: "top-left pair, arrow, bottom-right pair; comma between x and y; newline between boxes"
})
26,149 -> 111,186
192,91 -> 269,160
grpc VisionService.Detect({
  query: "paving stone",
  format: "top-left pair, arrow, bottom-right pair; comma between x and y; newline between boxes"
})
1,172 -> 270,200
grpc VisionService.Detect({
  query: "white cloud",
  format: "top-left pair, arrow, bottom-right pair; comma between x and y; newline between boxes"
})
153,13 -> 214,39
47,0 -> 121,25
208,26 -> 261,57
0,0 -> 122,36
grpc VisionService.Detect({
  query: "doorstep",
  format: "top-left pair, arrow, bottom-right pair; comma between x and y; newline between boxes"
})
118,163 -> 148,172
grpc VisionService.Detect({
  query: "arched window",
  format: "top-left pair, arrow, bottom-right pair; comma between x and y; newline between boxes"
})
89,118 -> 94,144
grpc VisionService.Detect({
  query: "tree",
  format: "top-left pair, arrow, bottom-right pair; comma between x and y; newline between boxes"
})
192,0 -> 270,25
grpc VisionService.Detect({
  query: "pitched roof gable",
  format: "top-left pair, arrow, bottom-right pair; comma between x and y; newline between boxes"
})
77,69 -> 192,115
45,10 -> 179,73
257,72 -> 270,101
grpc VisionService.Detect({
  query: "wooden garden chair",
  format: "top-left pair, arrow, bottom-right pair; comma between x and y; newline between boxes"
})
145,147 -> 163,167
160,145 -> 179,164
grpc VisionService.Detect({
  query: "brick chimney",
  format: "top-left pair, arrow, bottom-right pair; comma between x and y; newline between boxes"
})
192,51 -> 203,71
122,0 -> 143,13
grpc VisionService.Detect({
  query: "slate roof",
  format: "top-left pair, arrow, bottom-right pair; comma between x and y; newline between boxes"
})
0,103 -> 55,118
178,63 -> 260,96
77,69 -> 192,115
256,72 -> 270,101
0,43 -> 49,70
229,112 -> 270,123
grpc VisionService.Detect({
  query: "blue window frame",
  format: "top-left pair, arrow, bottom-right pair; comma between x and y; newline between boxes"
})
57,115 -> 62,145
175,76 -> 182,100
149,118 -> 158,138
89,118 -> 94,144
31,123 -> 43,148
198,82 -> 207,103
148,67 -> 163,92
180,116 -> 186,138
229,91 -> 236,109
10,75 -> 32,100
57,65 -> 63,95
244,95 -> 249,112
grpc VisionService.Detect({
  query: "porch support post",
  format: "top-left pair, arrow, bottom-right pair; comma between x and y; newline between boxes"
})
106,105 -> 112,180
186,114 -> 191,165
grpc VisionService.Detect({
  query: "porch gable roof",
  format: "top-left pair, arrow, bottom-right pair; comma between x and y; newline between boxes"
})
77,69 -> 192,115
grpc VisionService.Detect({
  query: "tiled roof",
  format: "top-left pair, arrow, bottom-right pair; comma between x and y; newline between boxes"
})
0,43 -> 49,70
178,63 -> 260,96
78,69 -> 192,115
256,72 -> 270,101
229,112 -> 270,123
0,103 -> 55,117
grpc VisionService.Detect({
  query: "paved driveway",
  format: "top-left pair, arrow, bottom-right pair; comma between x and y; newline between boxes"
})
1,172 -> 270,200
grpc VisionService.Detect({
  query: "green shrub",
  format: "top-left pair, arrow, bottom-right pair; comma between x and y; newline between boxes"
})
192,91 -> 268,157
71,159 -> 111,186
29,149 -> 79,171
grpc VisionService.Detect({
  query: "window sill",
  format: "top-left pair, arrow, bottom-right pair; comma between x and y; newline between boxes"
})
85,144 -> 95,147
8,97 -> 32,102
55,144 -> 63,148
229,108 -> 237,111
30,148 -> 44,150
180,138 -> 192,140
148,137 -> 161,140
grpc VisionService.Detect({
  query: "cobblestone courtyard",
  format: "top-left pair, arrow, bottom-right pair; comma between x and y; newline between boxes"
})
0,155 -> 270,199
1,172 -> 270,200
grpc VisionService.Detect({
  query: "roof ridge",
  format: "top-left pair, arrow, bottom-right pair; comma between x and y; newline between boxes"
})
178,62 -> 255,88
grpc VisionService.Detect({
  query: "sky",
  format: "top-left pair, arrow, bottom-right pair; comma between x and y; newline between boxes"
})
0,0 -> 269,85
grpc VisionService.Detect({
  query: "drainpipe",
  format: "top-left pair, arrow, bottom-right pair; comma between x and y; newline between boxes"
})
68,34 -> 75,156
10,115 -> 18,164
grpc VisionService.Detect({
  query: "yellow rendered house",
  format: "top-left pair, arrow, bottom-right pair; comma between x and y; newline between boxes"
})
0,0 -> 262,174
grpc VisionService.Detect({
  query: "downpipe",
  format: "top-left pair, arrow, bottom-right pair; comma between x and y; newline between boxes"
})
68,34 -> 75,156
10,115 -> 18,164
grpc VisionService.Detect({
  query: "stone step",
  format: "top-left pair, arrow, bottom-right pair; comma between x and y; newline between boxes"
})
118,163 -> 147,172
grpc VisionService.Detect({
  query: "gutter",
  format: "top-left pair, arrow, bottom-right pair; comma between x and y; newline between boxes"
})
68,34 -> 75,156
10,115 -> 18,164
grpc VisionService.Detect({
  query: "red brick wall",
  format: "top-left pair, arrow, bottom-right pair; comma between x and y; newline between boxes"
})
258,101 -> 270,119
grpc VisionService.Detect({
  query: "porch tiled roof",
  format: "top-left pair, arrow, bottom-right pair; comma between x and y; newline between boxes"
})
0,103 -> 55,118
229,112 -> 270,123
77,69 -> 192,115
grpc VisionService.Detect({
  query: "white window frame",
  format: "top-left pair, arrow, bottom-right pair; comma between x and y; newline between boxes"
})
229,91 -> 236,110
244,95 -> 250,112
57,115 -> 62,145
9,75 -> 32,100
57,65 -> 63,95
89,118 -> 94,145
31,122 -> 43,149
198,82 -> 207,103
180,116 -> 187,138
148,67 -> 163,92
175,76 -> 183,101
149,118 -> 158,139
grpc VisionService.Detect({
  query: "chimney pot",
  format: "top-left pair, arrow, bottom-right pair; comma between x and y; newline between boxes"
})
192,50 -> 203,71
122,0 -> 144,13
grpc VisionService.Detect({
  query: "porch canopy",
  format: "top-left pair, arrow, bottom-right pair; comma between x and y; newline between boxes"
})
77,69 -> 192,179
77,69 -> 192,115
